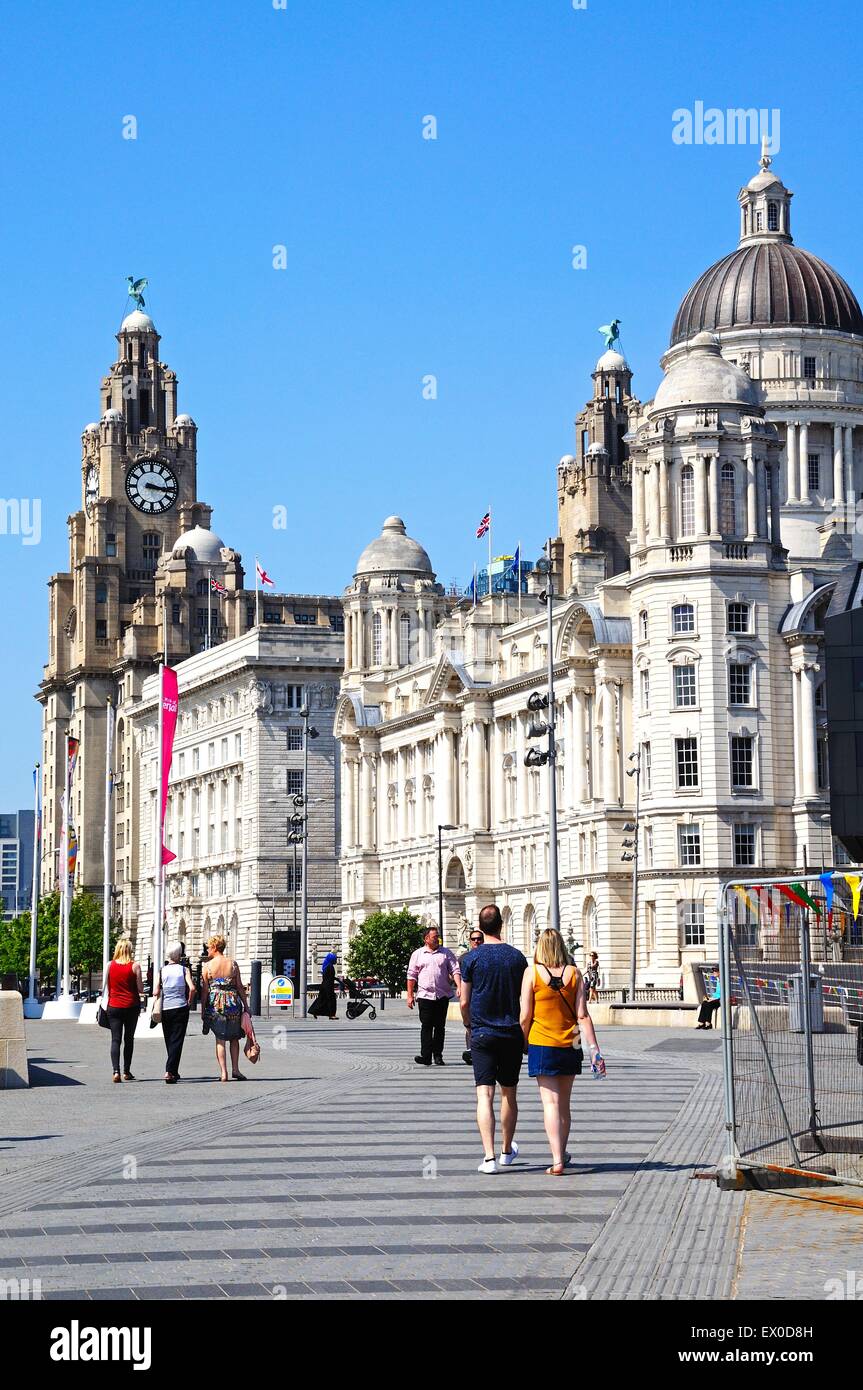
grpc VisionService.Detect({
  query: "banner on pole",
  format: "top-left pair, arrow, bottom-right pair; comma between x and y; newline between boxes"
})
159,668 -> 179,865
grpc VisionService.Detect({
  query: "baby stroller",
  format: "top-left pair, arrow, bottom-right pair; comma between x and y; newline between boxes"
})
345,978 -> 377,1021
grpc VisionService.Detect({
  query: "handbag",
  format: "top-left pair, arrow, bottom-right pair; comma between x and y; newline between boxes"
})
150,969 -> 163,1028
96,969 -> 111,1029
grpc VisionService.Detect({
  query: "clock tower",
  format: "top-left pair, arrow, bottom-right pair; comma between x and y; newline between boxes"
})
38,300 -> 244,920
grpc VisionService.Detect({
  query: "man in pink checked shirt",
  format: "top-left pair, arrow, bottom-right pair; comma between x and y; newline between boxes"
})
406,926 -> 462,1067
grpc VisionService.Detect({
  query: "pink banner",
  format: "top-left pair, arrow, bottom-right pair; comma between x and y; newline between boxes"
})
160,667 -> 179,865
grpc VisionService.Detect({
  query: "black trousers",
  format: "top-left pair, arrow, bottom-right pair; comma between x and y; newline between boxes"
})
161,1005 -> 190,1076
697,998 -> 721,1025
108,1004 -> 138,1074
417,997 -> 449,1061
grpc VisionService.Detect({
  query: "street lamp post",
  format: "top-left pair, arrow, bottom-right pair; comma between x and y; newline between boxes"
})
299,705 -> 319,1019
525,539 -> 560,933
621,749 -> 641,1000
438,823 -> 456,942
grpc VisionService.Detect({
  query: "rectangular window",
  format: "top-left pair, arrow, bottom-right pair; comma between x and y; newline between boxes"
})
733,823 -> 757,867
293,611 -> 315,625
672,603 -> 695,634
731,735 -> 754,789
286,685 -> 304,710
807,453 -> 820,492
803,355 -> 816,380
178,753 -> 185,777
330,613 -> 345,632
642,741 -> 652,793
674,664 -> 697,707
286,859 -> 304,894
142,532 -> 160,571
234,733 -> 242,759
645,900 -> 656,955
246,603 -> 255,628
644,824 -> 654,868
286,727 -> 302,751
287,770 -> 304,798
680,900 -> 706,947
106,532 -> 117,557
729,663 -> 752,705
727,601 -> 751,634
193,827 -> 200,855
171,603 -> 181,624
675,737 -> 699,788
192,747 -> 200,772
208,743 -> 215,768
640,668 -> 650,711
678,824 -> 701,866
817,738 -> 828,791
219,737 -> 228,763
95,619 -> 107,640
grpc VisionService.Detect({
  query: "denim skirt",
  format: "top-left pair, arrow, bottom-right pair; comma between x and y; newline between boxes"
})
528,1043 -> 583,1078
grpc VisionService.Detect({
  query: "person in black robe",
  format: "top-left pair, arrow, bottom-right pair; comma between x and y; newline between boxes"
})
309,950 -> 338,1019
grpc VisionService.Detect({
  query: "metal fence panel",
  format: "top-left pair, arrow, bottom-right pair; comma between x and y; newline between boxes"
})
722,873 -> 863,1184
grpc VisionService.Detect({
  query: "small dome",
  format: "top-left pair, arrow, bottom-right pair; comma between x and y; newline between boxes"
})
355,516 -> 433,579
653,334 -> 760,412
174,413 -> 195,427
559,454 -> 576,467
595,348 -> 629,373
102,408 -> 124,423
83,422 -> 100,434
120,309 -> 157,333
172,525 -> 225,564
586,441 -> 607,454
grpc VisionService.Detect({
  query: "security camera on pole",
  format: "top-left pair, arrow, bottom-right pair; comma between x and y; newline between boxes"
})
524,538 -> 560,934
621,749 -> 641,1000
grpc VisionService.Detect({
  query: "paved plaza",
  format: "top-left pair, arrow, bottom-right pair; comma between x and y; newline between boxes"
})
1,1008 -> 860,1301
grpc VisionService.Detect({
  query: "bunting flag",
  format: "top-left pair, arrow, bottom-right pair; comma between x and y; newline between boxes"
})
843,873 -> 862,920
819,871 -> 835,922
733,884 -> 760,918
777,882 -> 823,916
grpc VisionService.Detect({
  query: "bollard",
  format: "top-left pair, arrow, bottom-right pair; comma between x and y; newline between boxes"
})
249,960 -> 262,1018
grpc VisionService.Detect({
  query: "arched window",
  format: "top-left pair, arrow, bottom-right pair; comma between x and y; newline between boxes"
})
639,609 -> 648,641
720,462 -> 736,535
767,202 -> 778,231
680,464 -> 695,536
372,612 -> 382,664
399,613 -> 411,666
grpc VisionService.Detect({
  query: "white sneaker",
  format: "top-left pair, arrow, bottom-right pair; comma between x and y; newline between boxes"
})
499,1140 -> 519,1167
477,1156 -> 497,1174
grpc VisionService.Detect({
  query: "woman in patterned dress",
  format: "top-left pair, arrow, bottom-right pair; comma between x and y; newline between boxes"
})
200,934 -> 250,1081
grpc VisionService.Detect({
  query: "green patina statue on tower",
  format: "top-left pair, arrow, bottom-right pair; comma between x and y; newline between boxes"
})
598,318 -> 621,350
125,277 -> 149,311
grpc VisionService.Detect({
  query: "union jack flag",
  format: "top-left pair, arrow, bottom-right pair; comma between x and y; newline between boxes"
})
210,576 -> 226,594
475,511 -> 490,539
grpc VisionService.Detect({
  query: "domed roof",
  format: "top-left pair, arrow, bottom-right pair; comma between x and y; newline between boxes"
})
670,241 -> 863,345
120,309 -> 157,333
355,516 -> 433,578
83,422 -> 100,434
653,333 -> 761,412
174,413 -> 196,427
102,408 -> 124,423
172,525 -> 225,564
595,348 -> 630,373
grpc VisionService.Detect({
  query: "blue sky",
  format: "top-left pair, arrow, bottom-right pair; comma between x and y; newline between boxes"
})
2,0 -> 862,807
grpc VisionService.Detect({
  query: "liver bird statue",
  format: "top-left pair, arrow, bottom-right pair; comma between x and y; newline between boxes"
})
126,276 -> 149,310
598,318 -> 621,350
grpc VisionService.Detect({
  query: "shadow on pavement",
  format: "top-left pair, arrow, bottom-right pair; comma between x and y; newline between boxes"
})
28,1065 -> 85,1087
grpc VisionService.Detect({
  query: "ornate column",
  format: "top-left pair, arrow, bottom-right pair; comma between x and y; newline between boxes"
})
786,422 -> 799,503
790,673 -> 801,799
633,465 -> 646,546
360,751 -> 376,850
490,718 -> 504,827
434,729 -> 454,827
651,460 -> 661,540
601,680 -> 618,806
694,454 -> 708,537
708,455 -> 721,536
833,424 -> 845,509
798,421 -> 809,500
746,451 -> 758,538
516,714 -> 527,821
769,464 -> 782,549
343,751 -> 357,849
572,687 -> 587,806
844,424 -> 855,507
799,663 -> 819,800
468,721 -> 488,830
398,748 -> 409,841
659,456 -> 670,541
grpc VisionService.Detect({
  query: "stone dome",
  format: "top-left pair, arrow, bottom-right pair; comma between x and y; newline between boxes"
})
670,241 -> 863,345
120,309 -> 157,334
355,516 -> 433,578
83,422 -> 100,434
172,525 -> 225,564
653,333 -> 761,412
174,413 -> 196,427
102,408 -> 124,423
595,348 -> 630,373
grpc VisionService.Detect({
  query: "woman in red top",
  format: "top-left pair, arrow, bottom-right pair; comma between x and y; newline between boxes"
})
106,938 -> 143,1082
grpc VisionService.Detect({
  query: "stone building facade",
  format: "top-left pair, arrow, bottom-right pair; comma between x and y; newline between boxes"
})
336,152 -> 859,985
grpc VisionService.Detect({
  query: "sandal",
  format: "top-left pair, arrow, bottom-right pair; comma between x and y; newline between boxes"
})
546,1163 -> 566,1177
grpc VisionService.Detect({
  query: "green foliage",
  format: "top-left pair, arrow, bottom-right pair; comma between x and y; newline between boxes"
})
0,890 -> 120,986
345,907 -> 425,993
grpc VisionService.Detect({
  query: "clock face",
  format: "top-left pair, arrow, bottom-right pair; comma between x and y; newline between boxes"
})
125,458 -> 178,514
85,465 -> 100,515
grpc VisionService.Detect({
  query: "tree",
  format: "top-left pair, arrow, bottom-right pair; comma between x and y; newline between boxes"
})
0,890 -> 119,991
0,914 -> 30,980
345,908 -> 424,994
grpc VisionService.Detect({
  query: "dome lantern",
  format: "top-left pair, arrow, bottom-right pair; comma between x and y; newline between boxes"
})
737,136 -> 793,244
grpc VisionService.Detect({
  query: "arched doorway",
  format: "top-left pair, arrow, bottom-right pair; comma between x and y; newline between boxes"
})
500,905 -> 512,944
582,897 -> 597,959
444,857 -> 466,942
522,903 -> 536,954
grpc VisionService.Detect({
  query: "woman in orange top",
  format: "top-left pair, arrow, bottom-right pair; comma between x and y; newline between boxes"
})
520,928 -> 605,1175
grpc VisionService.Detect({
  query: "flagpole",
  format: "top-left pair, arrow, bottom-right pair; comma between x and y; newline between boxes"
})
473,563 -> 477,610
154,664 -> 165,976
255,557 -> 261,628
102,697 -> 114,980
25,763 -> 41,1013
488,505 -> 492,580
518,539 -> 522,621
207,568 -> 212,650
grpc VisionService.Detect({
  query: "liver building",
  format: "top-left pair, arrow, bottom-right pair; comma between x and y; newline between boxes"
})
336,151 -> 862,984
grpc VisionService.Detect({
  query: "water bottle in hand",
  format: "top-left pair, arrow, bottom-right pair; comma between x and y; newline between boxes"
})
589,1044 -> 606,1079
